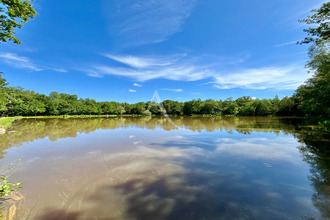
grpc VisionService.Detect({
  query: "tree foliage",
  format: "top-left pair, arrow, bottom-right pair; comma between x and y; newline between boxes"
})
299,2 -> 330,45
297,2 -> 330,118
0,0 -> 36,44
0,72 -> 8,88
0,74 -> 305,117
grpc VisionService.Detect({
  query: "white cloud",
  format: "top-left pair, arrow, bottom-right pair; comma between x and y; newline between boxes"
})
52,68 -> 68,73
274,41 -> 298,47
133,82 -> 142,87
0,52 -> 43,71
104,54 -> 179,68
0,52 -> 68,73
85,54 -> 309,90
216,137 -> 300,161
128,89 -> 136,92
91,63 -> 211,82
107,0 -> 197,46
212,66 -> 308,90
161,88 -> 183,92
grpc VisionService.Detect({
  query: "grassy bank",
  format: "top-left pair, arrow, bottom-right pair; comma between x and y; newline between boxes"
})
0,114 -> 145,127
22,115 -> 118,119
21,114 -> 149,119
0,117 -> 22,128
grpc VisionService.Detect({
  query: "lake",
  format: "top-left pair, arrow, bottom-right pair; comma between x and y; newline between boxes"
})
0,116 -> 329,220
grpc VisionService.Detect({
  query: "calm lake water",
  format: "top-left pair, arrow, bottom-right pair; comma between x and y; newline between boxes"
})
0,116 -> 329,220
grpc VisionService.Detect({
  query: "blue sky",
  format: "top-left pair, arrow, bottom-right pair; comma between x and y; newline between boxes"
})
0,0 -> 327,103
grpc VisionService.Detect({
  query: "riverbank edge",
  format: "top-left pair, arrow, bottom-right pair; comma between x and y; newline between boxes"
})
1,115 -> 328,129
0,115 -> 144,127
0,117 -> 23,128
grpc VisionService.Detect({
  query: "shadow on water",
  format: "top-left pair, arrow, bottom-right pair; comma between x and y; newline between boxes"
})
37,209 -> 81,220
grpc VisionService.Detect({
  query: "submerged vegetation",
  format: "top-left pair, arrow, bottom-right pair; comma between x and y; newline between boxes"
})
0,176 -> 22,198
0,161 -> 23,220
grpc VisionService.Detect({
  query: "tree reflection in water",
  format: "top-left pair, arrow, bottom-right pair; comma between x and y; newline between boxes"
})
0,116 -> 328,219
296,130 -> 330,219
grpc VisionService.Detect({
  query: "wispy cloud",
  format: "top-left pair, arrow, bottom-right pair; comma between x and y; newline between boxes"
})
212,66 -> 307,90
52,68 -> 68,73
0,52 -> 43,71
128,89 -> 136,93
133,82 -> 142,87
91,63 -> 211,82
103,54 -> 181,68
108,0 -> 197,46
0,52 -> 68,73
90,53 -> 211,81
216,137 -> 299,161
161,88 -> 183,92
274,41 -> 298,47
85,53 -> 309,90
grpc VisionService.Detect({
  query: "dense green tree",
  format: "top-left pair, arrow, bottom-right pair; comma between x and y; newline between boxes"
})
122,102 -> 132,114
0,72 -> 8,87
237,101 -> 256,116
117,106 -> 125,115
28,99 -> 45,116
299,2 -> 330,45
0,74 -> 322,118
183,99 -> 202,115
297,2 -> 330,118
100,102 -> 119,115
255,99 -> 272,116
0,0 -> 36,44
148,101 -> 160,115
221,98 -> 239,115
272,95 -> 281,115
162,100 -> 175,115
235,96 -> 252,107
131,102 -> 146,115
142,109 -> 151,116
0,73 -> 8,114
200,99 -> 218,115
162,100 -> 183,115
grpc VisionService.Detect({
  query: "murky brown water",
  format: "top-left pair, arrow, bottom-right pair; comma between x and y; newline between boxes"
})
0,116 -> 329,220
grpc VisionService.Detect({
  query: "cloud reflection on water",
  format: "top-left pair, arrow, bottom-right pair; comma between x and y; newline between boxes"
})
0,117 -> 324,219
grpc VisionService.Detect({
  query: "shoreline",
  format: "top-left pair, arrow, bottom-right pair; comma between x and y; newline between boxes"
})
0,114 -> 307,125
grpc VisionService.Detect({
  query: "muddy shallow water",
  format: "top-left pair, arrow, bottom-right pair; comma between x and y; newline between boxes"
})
0,116 -> 329,220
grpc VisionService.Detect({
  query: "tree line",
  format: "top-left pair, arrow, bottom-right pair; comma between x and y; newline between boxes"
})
0,74 -> 308,117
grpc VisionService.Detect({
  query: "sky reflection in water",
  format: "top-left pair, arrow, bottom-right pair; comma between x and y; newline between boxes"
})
0,117 -> 329,220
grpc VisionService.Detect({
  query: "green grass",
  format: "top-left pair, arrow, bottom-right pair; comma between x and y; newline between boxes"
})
0,117 -> 22,128
21,114 -> 139,119
0,115 -> 146,127
0,114 -> 151,129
